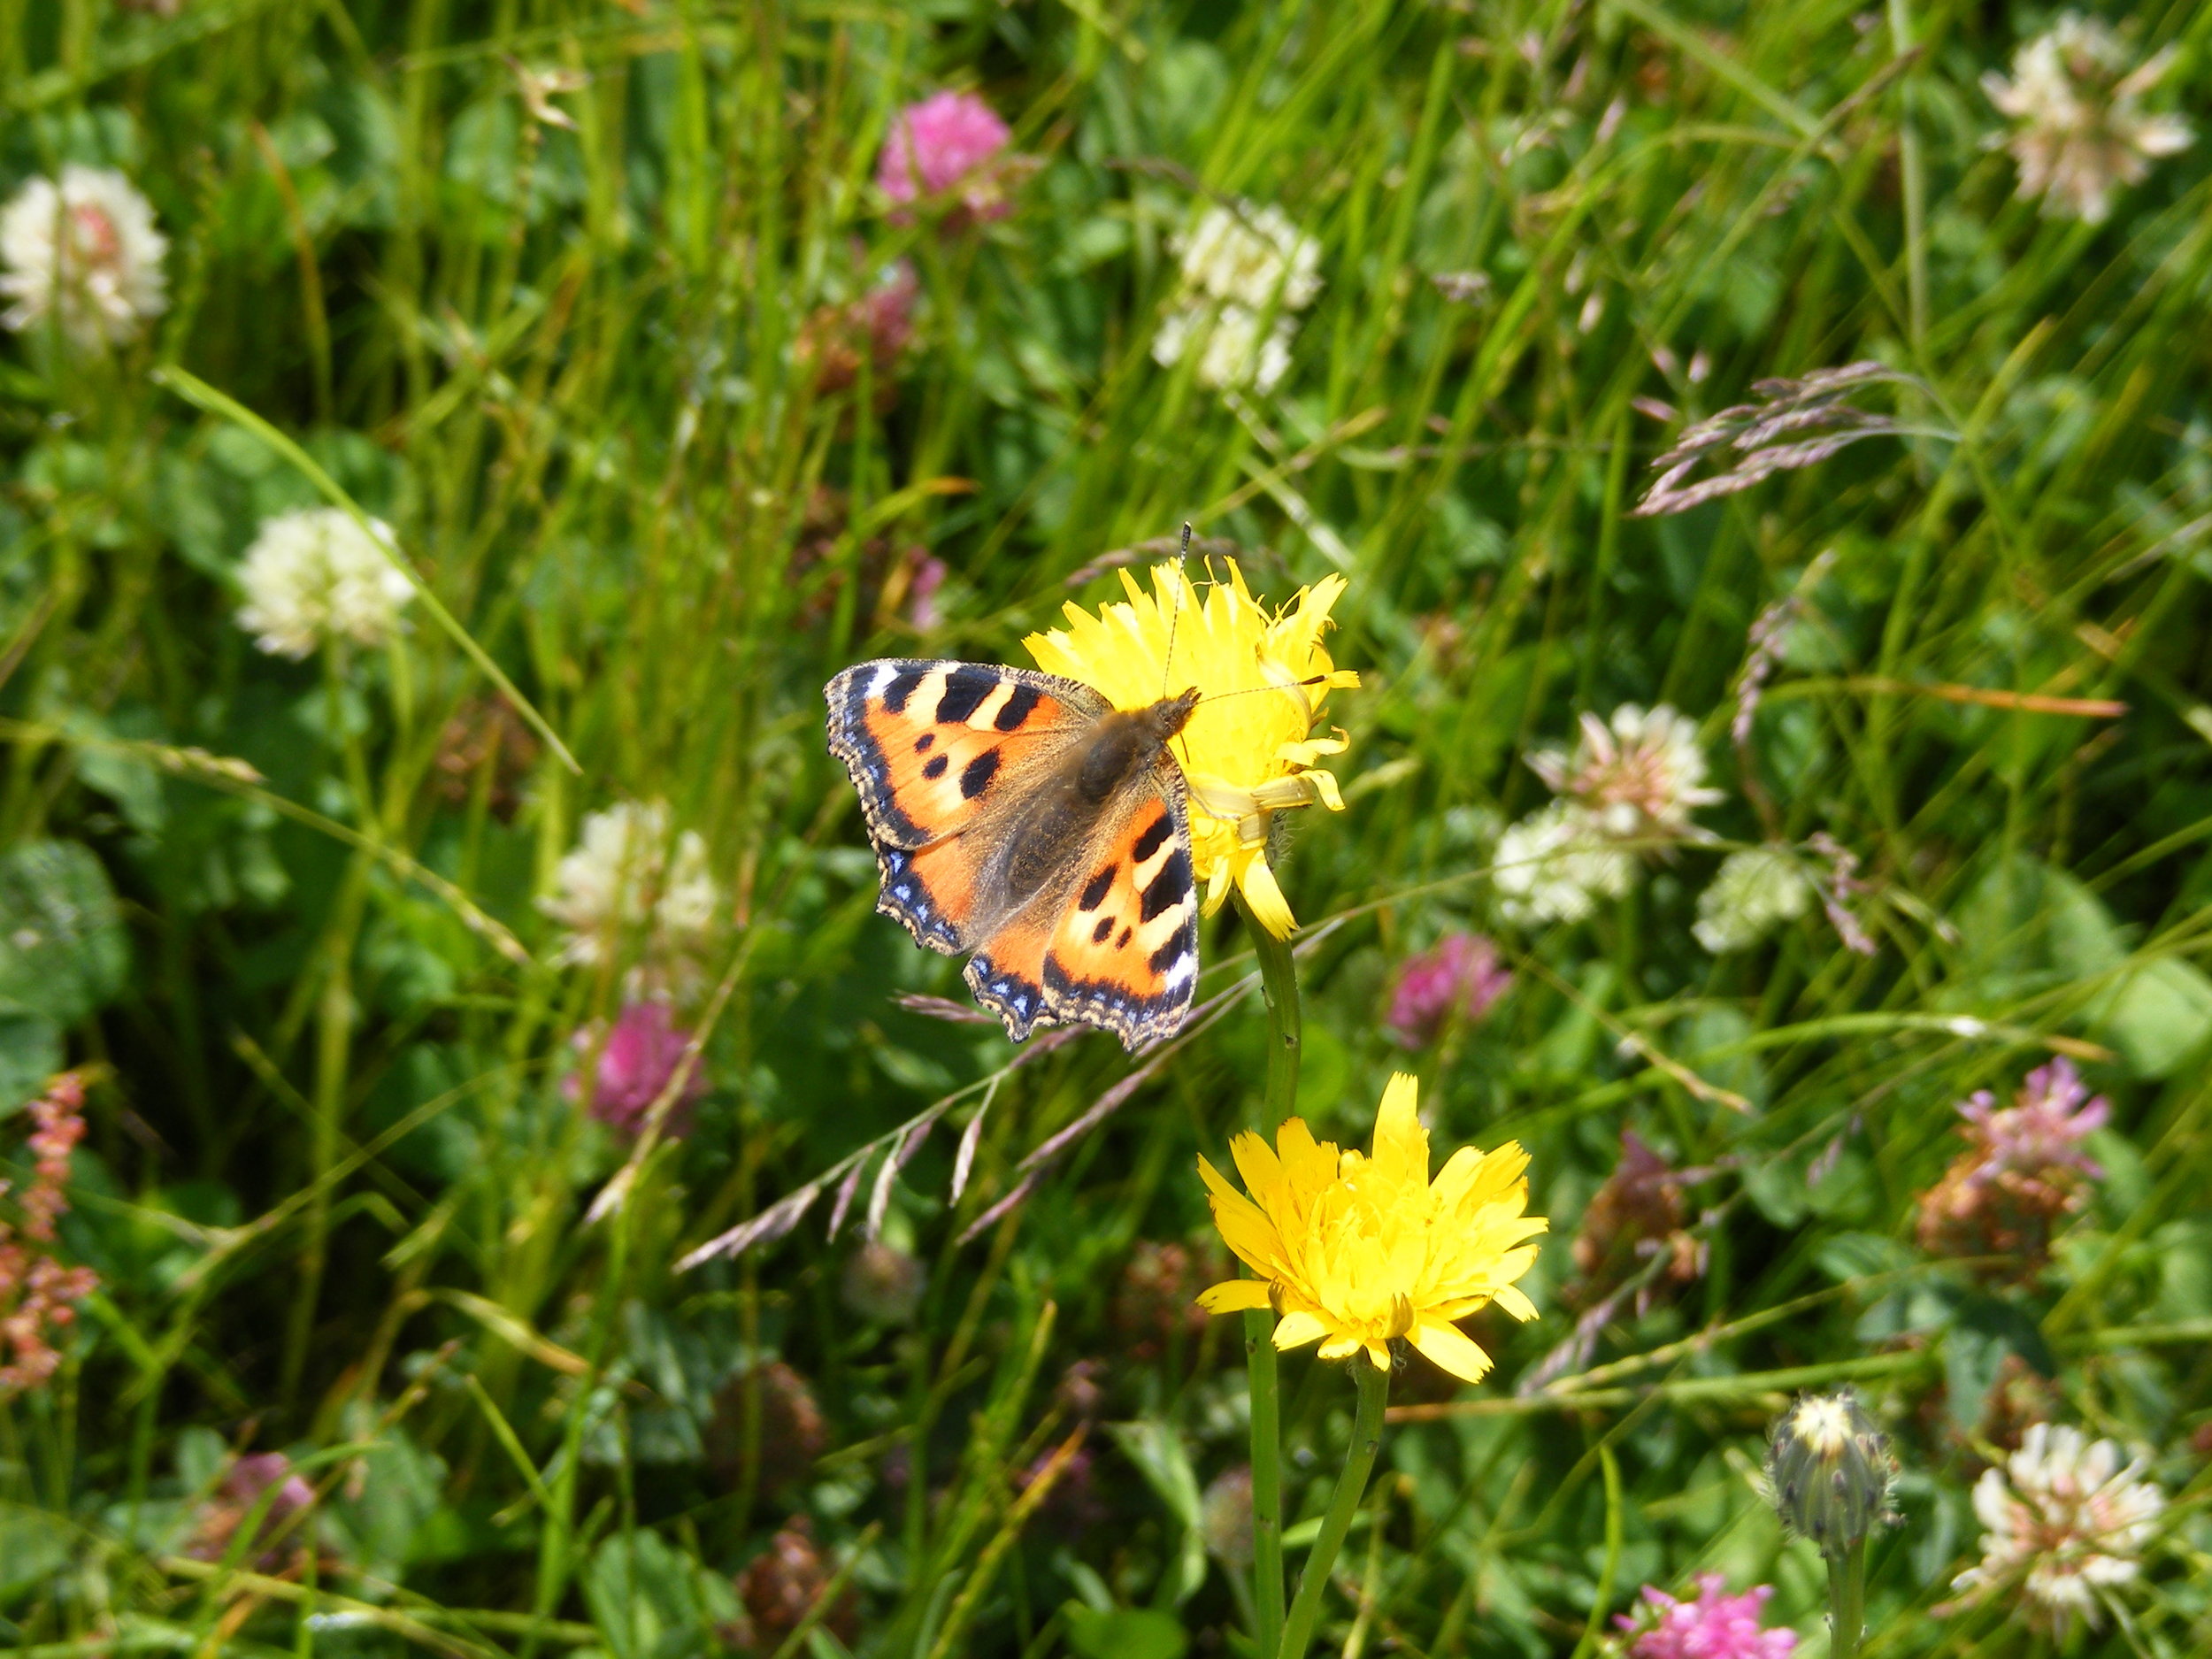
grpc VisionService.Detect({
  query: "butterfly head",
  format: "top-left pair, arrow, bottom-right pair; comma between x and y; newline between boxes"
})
1145,687 -> 1202,742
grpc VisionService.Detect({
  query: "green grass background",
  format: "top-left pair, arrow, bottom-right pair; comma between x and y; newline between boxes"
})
3,0 -> 2210,1654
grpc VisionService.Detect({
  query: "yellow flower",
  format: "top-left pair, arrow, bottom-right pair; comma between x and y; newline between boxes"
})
1194,1074 -> 1545,1381
1025,559 -> 1358,937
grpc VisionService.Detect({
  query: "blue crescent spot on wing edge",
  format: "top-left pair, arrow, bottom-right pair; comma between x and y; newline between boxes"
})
875,843 -> 958,948
965,951 -> 1048,1041
1041,911 -> 1198,1043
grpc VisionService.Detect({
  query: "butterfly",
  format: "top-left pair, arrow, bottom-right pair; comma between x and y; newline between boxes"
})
825,660 -> 1202,1049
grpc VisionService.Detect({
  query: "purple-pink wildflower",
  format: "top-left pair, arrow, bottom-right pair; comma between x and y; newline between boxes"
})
877,91 -> 1016,225
1386,931 -> 1512,1048
797,259 -> 917,402
904,551 -> 947,632
567,1002 -> 707,1136
1916,1059 -> 2108,1268
1618,1574 -> 1797,1659
1,1071 -> 100,1396
188,1452 -> 319,1569
1956,1058 -> 2108,1181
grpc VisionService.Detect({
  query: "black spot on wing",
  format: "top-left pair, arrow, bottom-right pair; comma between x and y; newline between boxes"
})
1118,926 -> 1133,949
914,733 -> 934,752
1091,915 -> 1114,945
993,683 -> 1042,732
1148,933 -> 1189,975
883,665 -> 928,713
1132,810 -> 1171,864
935,664 -> 1001,726
922,754 -> 949,780
1140,846 -> 1194,922
960,748 -> 1001,800
1077,865 -> 1116,912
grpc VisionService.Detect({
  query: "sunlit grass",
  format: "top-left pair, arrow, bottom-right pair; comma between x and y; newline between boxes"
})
2,0 -> 2208,1655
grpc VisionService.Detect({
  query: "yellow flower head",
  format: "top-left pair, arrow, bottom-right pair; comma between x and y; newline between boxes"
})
1025,559 -> 1358,937
1194,1074 -> 1545,1381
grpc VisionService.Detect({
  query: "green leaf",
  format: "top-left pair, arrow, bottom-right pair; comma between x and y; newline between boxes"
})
0,1011 -> 61,1114
0,840 -> 128,1025
2092,956 -> 2212,1079
1104,1418 -> 1208,1603
1104,1420 -> 1202,1530
1814,1232 -> 1916,1284
1064,1604 -> 1189,1659
1952,853 -> 2125,1001
65,706 -> 169,836
0,1501 -> 73,1594
1683,1006 -> 1770,1110
334,1417 -> 448,1576
584,1530 -> 712,1659
1944,1294 -> 2055,1434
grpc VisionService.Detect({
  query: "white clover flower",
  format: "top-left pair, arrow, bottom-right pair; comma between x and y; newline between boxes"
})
1694,846 -> 1814,953
1527,703 -> 1723,841
1951,1423 -> 2164,1632
0,165 -> 168,349
235,509 -> 415,659
540,801 -> 721,970
1152,203 -> 1322,394
1153,303 -> 1299,396
1492,800 -> 1634,926
1174,204 -> 1323,310
1984,15 -> 2192,224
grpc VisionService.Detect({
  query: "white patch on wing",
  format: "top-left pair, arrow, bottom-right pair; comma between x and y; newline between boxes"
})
1130,832 -> 1174,887
968,677 -> 1018,728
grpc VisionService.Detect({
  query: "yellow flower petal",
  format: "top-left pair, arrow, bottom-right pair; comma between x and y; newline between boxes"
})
1022,557 -> 1356,939
1198,1154 -> 1284,1271
1491,1285 -> 1540,1322
1197,1279 -> 1276,1313
1275,1118 -> 1339,1204
1192,1074 -> 1546,1387
1273,1310 -> 1331,1350
1227,1128 -> 1286,1205
1370,1072 -> 1428,1191
1236,851 -> 1297,939
1410,1318 -> 1494,1383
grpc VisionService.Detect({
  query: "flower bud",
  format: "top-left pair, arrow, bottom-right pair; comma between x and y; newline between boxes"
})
1200,1466 -> 1255,1569
841,1240 -> 926,1325
1763,1388 -> 1898,1557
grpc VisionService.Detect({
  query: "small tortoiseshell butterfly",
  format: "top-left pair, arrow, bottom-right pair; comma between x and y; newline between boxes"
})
826,660 -> 1202,1049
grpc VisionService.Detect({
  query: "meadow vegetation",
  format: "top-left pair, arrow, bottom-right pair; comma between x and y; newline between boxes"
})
2,0 -> 2209,1655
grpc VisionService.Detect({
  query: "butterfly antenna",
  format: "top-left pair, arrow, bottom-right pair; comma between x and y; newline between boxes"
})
1161,521 -> 1194,703
1193,673 -> 1333,710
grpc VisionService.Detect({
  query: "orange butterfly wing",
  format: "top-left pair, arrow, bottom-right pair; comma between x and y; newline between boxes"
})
826,660 -> 1101,953
826,659 -> 1201,1051
961,780 -> 1199,1049
1041,787 -> 1198,1047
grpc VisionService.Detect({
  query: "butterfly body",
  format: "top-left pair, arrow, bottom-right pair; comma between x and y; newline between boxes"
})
826,660 -> 1202,1049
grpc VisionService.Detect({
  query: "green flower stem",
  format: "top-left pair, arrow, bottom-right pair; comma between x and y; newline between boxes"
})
1240,904 -> 1302,1659
1278,1356 -> 1390,1659
1250,914 -> 1302,1133
1245,1309 -> 1286,1659
1827,1539 -> 1867,1659
1886,0 -> 1928,355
